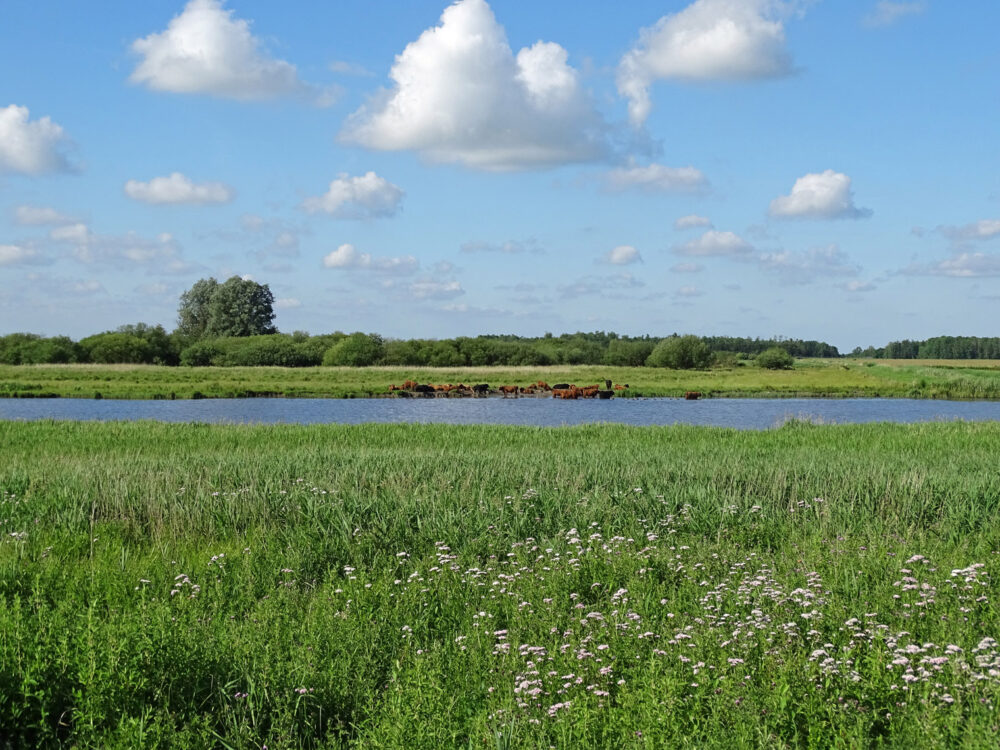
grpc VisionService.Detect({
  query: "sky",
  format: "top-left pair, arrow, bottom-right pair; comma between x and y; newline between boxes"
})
1,0 -> 998,352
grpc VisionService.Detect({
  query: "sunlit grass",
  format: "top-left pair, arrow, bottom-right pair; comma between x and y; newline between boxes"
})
2,420 -> 1000,746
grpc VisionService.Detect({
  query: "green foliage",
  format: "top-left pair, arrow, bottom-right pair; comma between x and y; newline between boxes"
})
755,346 -> 795,370
603,339 -> 654,367
322,333 -> 385,366
177,276 -> 276,340
3,421 -> 1000,746
646,335 -> 713,369
0,333 -> 82,364
78,332 -> 153,364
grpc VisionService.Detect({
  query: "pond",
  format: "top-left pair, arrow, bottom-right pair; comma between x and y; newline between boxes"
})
3,397 -> 1000,429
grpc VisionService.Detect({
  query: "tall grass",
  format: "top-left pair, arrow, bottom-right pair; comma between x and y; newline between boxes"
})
1,421 -> 1000,747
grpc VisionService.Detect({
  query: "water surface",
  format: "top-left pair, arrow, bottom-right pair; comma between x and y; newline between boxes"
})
3,397 -> 1000,429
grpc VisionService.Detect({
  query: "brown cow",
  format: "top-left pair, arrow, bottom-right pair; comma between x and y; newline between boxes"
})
536,381 -> 551,391
580,385 -> 600,398
403,380 -> 417,390
613,384 -> 629,391
684,391 -> 701,400
499,385 -> 519,397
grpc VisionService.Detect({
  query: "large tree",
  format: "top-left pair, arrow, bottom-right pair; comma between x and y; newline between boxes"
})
177,276 -> 276,339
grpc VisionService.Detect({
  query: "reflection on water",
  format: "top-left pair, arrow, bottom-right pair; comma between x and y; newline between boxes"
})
3,397 -> 1000,429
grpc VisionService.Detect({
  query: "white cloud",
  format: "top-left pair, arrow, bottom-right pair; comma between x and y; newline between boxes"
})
604,163 -> 708,193
671,262 -> 704,273
461,238 -> 541,254
900,252 -> 1000,278
340,0 -> 608,170
124,172 -> 234,205
274,297 -> 302,309
675,229 -> 754,256
322,243 -> 418,275
674,214 -> 712,230
0,244 -> 42,266
675,285 -> 703,297
618,0 -> 799,125
0,105 -> 75,175
938,220 -> 1000,242
13,205 -> 75,226
404,279 -> 464,300
558,273 -> 644,299
769,170 -> 872,219
844,280 -> 875,292
48,222 -> 189,270
130,0 -> 308,100
604,245 -> 642,265
303,172 -> 404,219
863,1 -> 926,28
757,244 -> 860,284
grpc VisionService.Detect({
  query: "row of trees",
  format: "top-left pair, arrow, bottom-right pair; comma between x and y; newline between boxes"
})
0,275 -> 823,369
851,336 -> 1000,360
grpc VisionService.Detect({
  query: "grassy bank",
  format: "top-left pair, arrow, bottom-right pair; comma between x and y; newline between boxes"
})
2,420 -> 1000,747
5,359 -> 1000,399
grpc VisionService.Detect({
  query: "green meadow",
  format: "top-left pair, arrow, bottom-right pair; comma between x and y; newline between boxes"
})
2,420 -> 1000,747
4,358 -> 1000,399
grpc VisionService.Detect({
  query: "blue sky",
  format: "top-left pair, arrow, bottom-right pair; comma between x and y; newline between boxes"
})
1,0 -> 997,351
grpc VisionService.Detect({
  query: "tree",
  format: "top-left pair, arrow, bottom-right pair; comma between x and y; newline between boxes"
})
756,347 -> 795,370
176,276 -> 276,340
322,333 -> 385,366
646,335 -> 713,369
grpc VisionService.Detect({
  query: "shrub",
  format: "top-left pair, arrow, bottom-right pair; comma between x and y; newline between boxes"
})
322,333 -> 385,367
756,347 -> 795,370
646,335 -> 713,369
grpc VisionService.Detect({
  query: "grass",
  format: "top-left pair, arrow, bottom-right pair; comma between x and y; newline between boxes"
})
5,358 -> 1000,399
2,419 -> 1000,747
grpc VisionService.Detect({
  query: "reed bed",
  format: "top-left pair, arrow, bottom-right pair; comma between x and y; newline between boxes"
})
1,420 -> 999,747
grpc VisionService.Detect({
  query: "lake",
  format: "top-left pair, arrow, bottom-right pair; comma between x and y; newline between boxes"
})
3,396 -> 1000,429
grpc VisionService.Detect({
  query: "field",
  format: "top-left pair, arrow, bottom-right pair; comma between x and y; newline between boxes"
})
2,420 -> 1000,747
5,359 -> 1000,400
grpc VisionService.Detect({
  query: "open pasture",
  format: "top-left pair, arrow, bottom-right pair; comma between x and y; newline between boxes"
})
5,359 -> 1000,400
2,420 -> 1000,747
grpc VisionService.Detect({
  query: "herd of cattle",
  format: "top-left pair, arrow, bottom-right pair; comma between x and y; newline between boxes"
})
387,379 -> 634,399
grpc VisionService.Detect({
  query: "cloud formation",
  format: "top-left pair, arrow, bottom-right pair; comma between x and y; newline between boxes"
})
674,229 -> 754,257
757,244 -> 860,284
341,0 -> 608,170
938,220 -> 1000,243
863,1 -> 926,28
900,252 -> 1000,278
558,273 -> 644,299
124,172 -> 234,205
618,0 -> 799,125
13,205 -> 75,226
769,170 -> 872,219
303,172 -> 404,219
604,163 -> 708,192
0,105 -> 75,175
603,245 -> 642,265
674,214 -> 712,230
0,244 -> 42,266
130,0 -> 307,100
322,243 -> 418,274
48,222 -> 191,272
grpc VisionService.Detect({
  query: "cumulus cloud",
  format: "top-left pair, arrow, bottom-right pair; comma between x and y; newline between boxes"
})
0,244 -> 43,266
303,172 -> 404,219
13,205 -> 75,226
130,0 -> 310,100
618,0 -> 800,125
769,170 -> 872,219
0,105 -> 75,175
124,172 -> 234,205
674,214 -> 712,230
322,243 -> 418,274
900,252 -> 1000,278
937,220 -> 1000,243
604,163 -> 708,192
863,1 -> 926,27
671,262 -> 704,273
757,244 -> 860,284
48,222 -> 191,271
340,0 -> 608,170
674,229 -> 754,257
461,238 -> 542,254
603,245 -> 642,265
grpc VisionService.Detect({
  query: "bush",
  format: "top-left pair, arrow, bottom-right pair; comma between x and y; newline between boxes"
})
179,341 -> 224,367
322,333 -> 385,367
646,335 -> 713,369
756,347 -> 795,370
78,333 -> 153,364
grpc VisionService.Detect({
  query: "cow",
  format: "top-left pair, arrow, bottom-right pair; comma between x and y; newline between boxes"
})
684,391 -> 701,400
552,387 -> 579,399
552,383 -> 571,390
414,384 -> 435,394
499,385 -> 519,397
472,383 -> 490,395
605,379 -> 612,390
536,381 -> 552,391
613,384 -> 629,391
403,380 -> 418,390
580,385 -> 601,398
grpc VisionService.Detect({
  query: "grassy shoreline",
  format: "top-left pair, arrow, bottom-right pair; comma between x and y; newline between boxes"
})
5,358 -> 1000,400
2,420 -> 1000,746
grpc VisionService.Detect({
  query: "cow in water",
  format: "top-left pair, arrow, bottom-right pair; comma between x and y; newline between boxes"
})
472,383 -> 490,396
499,385 -> 519,398
684,391 -> 701,400
552,383 -> 571,390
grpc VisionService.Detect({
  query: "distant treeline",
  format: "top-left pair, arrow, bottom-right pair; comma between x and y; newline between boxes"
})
0,327 -> 837,368
852,336 -> 1000,360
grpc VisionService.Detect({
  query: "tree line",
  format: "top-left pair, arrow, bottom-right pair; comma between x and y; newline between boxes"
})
851,336 -> 1000,360
0,276 -> 826,369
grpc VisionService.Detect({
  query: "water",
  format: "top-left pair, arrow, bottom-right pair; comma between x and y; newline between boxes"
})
3,397 -> 1000,429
